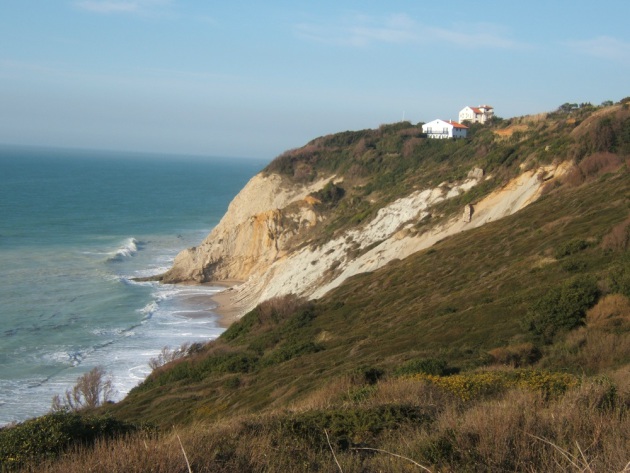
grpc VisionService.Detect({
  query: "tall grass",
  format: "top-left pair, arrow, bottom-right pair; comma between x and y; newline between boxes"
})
22,376 -> 629,472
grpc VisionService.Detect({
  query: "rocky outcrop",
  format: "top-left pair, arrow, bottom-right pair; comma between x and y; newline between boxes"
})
160,173 -> 328,283
463,204 -> 474,223
163,161 -> 571,318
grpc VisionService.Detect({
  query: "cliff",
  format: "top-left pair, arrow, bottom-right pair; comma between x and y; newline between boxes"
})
159,111 -> 602,316
161,173 -> 330,283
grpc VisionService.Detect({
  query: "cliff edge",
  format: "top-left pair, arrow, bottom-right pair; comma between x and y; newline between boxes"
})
161,105 -> 628,317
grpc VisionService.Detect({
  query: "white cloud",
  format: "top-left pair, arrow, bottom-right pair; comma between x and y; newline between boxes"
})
74,0 -> 171,15
295,14 -> 417,47
294,14 -> 520,50
567,36 -> 630,64
425,23 -> 518,49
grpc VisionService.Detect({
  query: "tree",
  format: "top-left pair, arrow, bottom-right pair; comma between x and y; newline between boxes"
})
51,366 -> 115,412
557,102 -> 578,114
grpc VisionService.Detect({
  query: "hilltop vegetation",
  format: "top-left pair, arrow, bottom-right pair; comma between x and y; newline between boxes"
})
2,100 -> 630,472
264,100 -> 630,242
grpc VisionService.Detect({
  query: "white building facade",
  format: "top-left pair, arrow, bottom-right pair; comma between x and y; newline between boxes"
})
458,105 -> 494,124
422,119 -> 468,139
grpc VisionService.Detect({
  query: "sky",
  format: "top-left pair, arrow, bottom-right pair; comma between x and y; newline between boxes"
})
1,1 -> 629,160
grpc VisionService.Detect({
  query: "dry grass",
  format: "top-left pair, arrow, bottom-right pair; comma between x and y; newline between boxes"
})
23,376 -> 630,473
587,294 -> 630,330
542,296 -> 630,374
487,342 -> 541,367
563,152 -> 625,186
602,217 -> 630,252
256,294 -> 306,326
493,124 -> 528,137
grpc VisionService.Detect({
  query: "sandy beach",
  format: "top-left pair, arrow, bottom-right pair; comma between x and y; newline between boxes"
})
206,280 -> 245,327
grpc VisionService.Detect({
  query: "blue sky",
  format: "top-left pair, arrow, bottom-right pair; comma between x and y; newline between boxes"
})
1,1 -> 629,159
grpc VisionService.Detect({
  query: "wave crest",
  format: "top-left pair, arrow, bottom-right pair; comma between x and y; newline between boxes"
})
107,238 -> 140,262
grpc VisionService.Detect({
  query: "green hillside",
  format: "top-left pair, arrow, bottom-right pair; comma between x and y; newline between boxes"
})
2,101 -> 630,472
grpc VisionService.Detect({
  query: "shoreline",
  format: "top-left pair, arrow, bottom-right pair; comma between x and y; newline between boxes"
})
204,280 -> 245,328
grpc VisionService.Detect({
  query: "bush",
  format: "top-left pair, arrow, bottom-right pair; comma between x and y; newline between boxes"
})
0,412 -> 137,469
148,342 -> 194,370
607,261 -> 630,297
414,369 -> 579,401
262,341 -> 324,366
347,366 -> 385,385
275,404 -> 433,451
524,276 -> 599,343
601,217 -> 630,252
312,181 -> 345,208
554,238 -> 590,259
51,366 -> 114,412
487,343 -> 542,367
586,294 -> 630,331
395,358 -> 455,376
221,311 -> 257,342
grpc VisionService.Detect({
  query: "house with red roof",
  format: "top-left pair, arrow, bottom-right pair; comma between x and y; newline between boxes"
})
422,119 -> 469,139
459,105 -> 494,124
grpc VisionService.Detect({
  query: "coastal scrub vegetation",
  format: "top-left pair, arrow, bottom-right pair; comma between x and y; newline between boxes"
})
2,101 -> 630,471
50,366 -> 115,413
263,100 -> 630,244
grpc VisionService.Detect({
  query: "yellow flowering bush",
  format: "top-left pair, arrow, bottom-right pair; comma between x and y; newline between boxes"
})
412,369 -> 580,401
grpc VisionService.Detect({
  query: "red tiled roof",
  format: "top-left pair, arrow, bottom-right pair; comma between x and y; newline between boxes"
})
470,107 -> 482,114
445,120 -> 468,129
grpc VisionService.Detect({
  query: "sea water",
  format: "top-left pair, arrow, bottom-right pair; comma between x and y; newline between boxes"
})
0,145 -> 264,425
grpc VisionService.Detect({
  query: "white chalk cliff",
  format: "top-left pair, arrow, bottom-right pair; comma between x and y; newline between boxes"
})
161,162 -> 571,317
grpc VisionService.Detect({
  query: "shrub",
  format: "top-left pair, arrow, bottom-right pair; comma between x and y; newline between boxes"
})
344,385 -> 377,403
601,216 -> 630,252
586,294 -> 630,331
487,343 -> 542,367
413,369 -> 579,401
606,261 -> 630,298
579,152 -> 623,176
262,341 -> 324,366
51,366 -> 114,412
275,404 -> 433,451
148,342 -> 193,370
0,412 -> 136,469
312,181 -> 345,208
554,238 -> 590,259
221,310 -> 257,342
348,366 -> 385,385
256,295 -> 306,327
395,358 -> 455,377
524,276 -> 599,342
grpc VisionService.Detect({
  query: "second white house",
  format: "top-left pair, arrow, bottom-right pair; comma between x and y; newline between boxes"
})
422,119 -> 469,139
458,105 -> 494,124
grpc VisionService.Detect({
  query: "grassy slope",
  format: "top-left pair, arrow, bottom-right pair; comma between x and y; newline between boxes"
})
110,164 -> 629,426
4,102 -> 630,471
107,103 -> 630,427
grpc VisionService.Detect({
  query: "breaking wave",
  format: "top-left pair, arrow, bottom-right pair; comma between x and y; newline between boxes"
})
107,238 -> 140,262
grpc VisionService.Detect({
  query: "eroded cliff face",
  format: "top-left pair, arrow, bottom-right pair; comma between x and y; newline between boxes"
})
163,162 -> 571,317
161,173 -> 327,283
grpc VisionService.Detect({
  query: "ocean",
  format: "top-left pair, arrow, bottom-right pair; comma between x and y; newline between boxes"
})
0,145 -> 264,425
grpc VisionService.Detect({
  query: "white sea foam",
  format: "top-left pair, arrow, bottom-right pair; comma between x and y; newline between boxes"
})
138,301 -> 159,317
0,150 -> 261,426
107,237 -> 140,262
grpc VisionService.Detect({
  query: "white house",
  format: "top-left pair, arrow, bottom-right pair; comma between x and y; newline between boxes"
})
458,105 -> 494,124
422,119 -> 468,139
